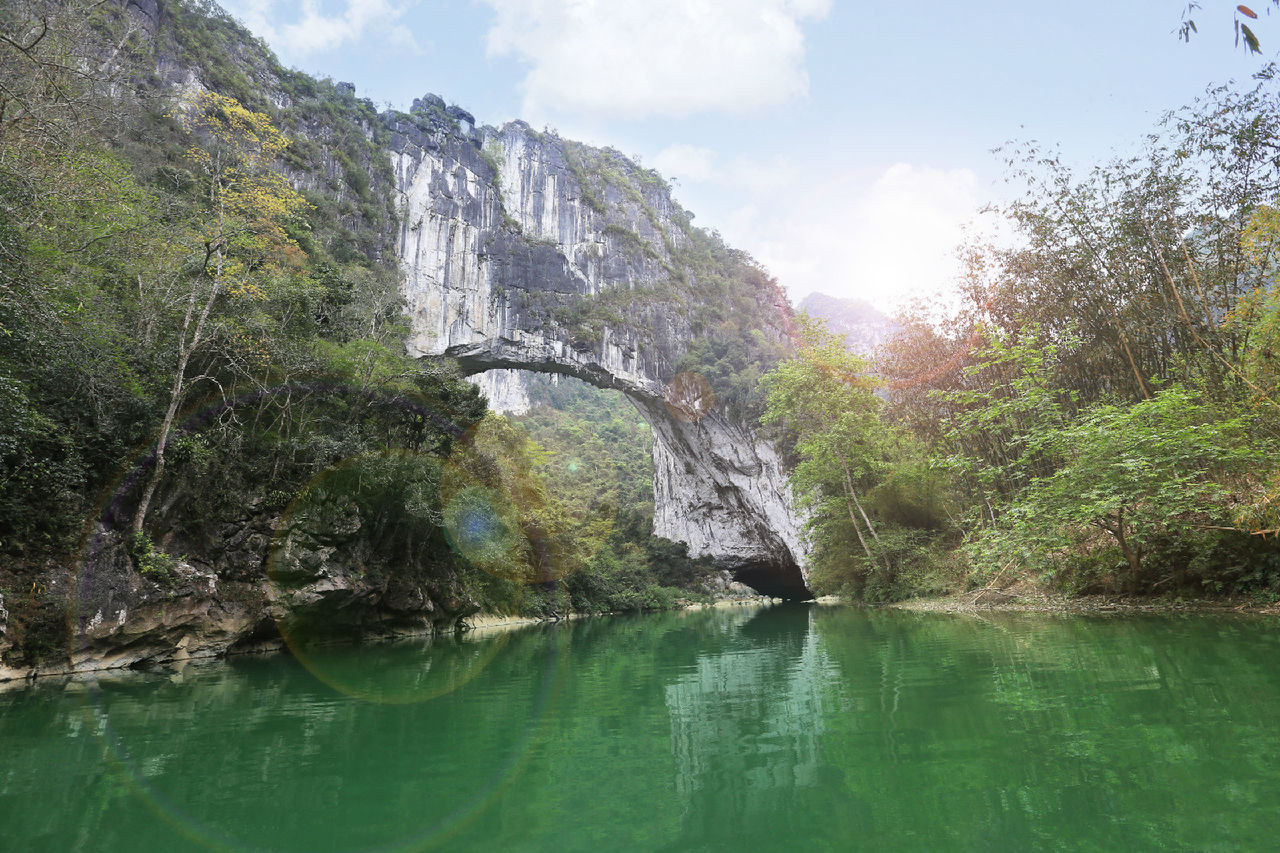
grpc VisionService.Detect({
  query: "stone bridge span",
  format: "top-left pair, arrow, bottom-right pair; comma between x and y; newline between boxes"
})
389,107 -> 809,598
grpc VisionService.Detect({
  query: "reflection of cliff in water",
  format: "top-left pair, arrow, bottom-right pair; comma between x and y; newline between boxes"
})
663,606 -> 837,846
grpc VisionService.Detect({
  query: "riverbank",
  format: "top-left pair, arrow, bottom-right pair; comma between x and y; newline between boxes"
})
0,589 -> 789,688
458,594 -> 786,635
889,584 -> 1280,616
10,583 -> 1272,689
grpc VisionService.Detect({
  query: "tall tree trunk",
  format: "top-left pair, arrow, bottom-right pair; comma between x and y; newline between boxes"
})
1109,510 -> 1142,593
840,456 -> 880,542
132,346 -> 188,534
132,268 -> 220,533
844,495 -> 875,564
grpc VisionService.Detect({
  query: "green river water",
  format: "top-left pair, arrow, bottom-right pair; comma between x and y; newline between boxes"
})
2,604 -> 1280,852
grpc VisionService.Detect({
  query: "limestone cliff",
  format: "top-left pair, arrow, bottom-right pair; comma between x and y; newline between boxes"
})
389,108 -> 809,598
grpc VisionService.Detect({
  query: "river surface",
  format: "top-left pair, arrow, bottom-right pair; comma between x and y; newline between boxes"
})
3,605 -> 1280,852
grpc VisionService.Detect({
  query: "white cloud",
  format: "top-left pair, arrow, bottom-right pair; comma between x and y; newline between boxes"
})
221,0 -> 418,60
479,0 -> 830,120
721,163 -> 987,312
652,144 -> 718,184
721,153 -> 799,195
648,151 -> 984,311
653,145 -> 798,194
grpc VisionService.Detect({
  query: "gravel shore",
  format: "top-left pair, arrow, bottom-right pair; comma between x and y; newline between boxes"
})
888,587 -> 1280,616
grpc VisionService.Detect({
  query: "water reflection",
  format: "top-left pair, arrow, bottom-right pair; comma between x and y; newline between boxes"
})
0,626 -> 567,853
3,607 -> 1280,852
664,608 -> 833,833
665,607 -> 834,799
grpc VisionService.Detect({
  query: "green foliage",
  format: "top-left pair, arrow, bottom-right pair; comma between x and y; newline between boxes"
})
0,375 -> 89,553
126,531 -> 180,586
502,377 -> 713,614
665,235 -> 793,421
479,137 -> 504,184
1236,225 -> 1280,408
762,316 -> 956,602
0,0 -> 493,597
551,137 -> 789,423
869,455 -> 955,532
864,70 -> 1280,600
565,542 -> 690,614
159,0 -> 399,267
676,322 -> 789,422
284,451 -> 453,570
966,386 -> 1265,590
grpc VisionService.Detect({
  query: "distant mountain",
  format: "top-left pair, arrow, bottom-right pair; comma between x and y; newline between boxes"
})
797,293 -> 895,356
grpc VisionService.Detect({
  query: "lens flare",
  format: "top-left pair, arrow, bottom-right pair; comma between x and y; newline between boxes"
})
442,485 -> 521,572
437,417 -> 599,588
63,380 -> 545,851
261,448 -> 522,705
78,622 -> 568,853
664,371 -> 715,423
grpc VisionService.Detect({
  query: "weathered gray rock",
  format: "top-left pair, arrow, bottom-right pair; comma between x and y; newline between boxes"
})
645,408 -> 808,599
0,521 -> 478,684
392,118 -> 810,597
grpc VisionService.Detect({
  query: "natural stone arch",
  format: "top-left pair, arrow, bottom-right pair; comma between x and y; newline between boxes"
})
390,111 -> 810,599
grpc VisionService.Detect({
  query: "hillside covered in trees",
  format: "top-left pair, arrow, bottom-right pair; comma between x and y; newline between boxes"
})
766,68 -> 1280,601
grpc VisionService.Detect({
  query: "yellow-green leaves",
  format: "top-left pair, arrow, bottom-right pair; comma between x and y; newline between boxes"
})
177,91 -> 311,294
178,91 -> 292,167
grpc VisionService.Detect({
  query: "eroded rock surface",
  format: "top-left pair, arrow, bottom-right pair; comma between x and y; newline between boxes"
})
0,518 -> 478,684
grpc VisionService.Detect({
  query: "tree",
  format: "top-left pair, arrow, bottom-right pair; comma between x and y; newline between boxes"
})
969,386 -> 1261,590
0,0 -> 142,147
980,73 -> 1280,412
931,326 -> 1078,523
439,414 -> 608,614
132,91 -> 311,532
762,316 -> 900,591
0,2 -> 158,553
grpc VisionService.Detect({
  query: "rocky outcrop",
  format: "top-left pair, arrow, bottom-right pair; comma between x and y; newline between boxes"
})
798,292 -> 895,356
0,518 -> 479,684
391,111 -> 810,597
133,3 -> 809,595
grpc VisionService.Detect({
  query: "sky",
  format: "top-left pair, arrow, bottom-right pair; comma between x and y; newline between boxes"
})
215,0 -> 1275,313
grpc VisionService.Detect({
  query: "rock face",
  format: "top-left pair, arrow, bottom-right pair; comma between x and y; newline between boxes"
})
468,369 -> 531,415
0,521 -> 479,684
646,409 -> 808,599
391,113 -> 810,598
